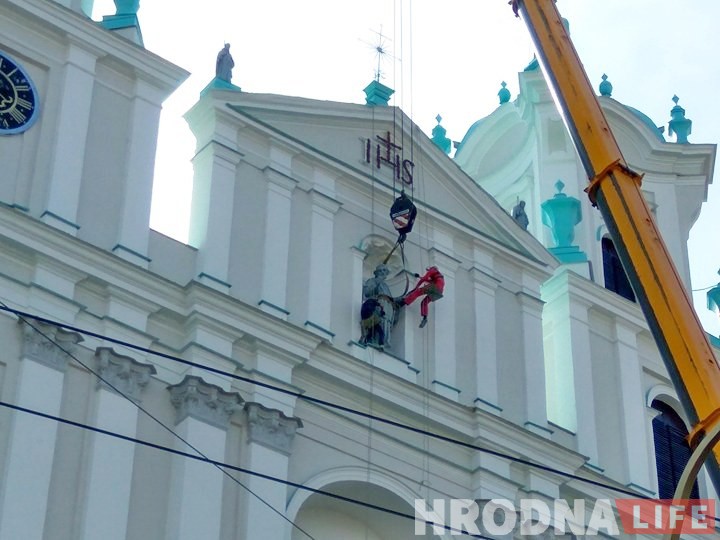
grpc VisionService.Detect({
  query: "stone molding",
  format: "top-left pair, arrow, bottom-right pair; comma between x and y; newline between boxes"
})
94,347 -> 156,400
168,375 -> 243,429
20,319 -> 83,372
244,402 -> 303,455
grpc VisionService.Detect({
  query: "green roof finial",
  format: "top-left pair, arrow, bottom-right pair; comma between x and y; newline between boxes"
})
599,74 -> 613,97
541,179 -> 588,264
431,114 -> 452,155
498,81 -> 511,104
668,95 -> 692,143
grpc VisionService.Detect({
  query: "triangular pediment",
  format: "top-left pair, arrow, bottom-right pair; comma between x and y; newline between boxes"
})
211,92 -> 556,268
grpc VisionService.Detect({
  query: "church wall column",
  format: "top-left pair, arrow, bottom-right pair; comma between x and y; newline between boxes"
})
516,290 -> 551,437
42,41 -> 98,235
565,296 -> 600,468
258,168 -> 297,319
113,79 -> 165,267
615,323 -> 654,492
0,321 -> 82,540
165,376 -> 243,540
245,342 -> 302,417
429,248 -> 461,401
304,188 -> 341,340
238,402 -> 302,540
470,266 -> 501,413
542,271 -> 599,462
349,246 -> 367,344
78,348 -> 155,540
188,142 -> 243,293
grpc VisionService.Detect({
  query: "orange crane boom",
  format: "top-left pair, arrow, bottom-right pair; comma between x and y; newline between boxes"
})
511,0 -> 720,494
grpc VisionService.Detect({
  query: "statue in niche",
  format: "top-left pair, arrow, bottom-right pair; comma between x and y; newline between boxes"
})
512,199 -> 530,230
359,264 -> 399,349
216,43 -> 235,83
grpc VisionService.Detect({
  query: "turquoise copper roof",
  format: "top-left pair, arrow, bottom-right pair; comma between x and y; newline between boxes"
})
622,104 -> 666,142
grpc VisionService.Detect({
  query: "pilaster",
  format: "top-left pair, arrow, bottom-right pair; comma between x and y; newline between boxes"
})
0,320 -> 82,540
615,322 -> 654,492
349,246 -> 367,344
429,248 -> 461,401
165,376 -> 243,540
244,341 -> 303,416
258,167 -> 297,319
189,141 -> 243,293
43,40 -> 98,235
179,313 -> 237,390
516,290 -> 551,437
566,295 -> 600,467
113,79 -> 165,268
239,402 -> 302,540
305,187 -> 341,340
470,266 -> 501,413
79,349 -> 155,540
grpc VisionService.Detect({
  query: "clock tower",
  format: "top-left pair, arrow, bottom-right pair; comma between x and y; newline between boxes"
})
0,0 -> 187,266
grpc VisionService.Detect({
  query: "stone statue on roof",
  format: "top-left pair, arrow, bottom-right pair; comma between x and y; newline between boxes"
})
216,43 -> 235,83
512,200 -> 530,230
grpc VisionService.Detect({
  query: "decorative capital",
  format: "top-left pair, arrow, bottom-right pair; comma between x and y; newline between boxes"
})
20,319 -> 83,372
168,375 -> 243,429
95,348 -> 156,400
244,402 -> 303,455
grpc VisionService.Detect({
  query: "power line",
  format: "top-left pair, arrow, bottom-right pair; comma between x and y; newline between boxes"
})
6,305 -> 316,540
0,305 -> 661,500
693,284 -> 719,292
0,399 -> 491,539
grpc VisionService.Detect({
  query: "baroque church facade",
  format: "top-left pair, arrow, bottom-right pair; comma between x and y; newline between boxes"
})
0,1 -> 718,539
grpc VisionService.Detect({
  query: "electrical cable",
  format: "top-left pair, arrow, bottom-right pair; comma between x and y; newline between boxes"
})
4,304 -> 316,540
0,304 -> 667,500
0,399 -> 492,539
693,284 -> 719,292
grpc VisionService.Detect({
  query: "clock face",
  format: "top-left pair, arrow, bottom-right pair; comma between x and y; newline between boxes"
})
0,51 -> 39,135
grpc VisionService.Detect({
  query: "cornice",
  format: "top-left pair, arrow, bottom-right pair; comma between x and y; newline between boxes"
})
0,206 -> 324,363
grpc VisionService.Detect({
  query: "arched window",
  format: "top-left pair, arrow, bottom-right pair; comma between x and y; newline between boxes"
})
651,399 -> 699,499
601,237 -> 635,302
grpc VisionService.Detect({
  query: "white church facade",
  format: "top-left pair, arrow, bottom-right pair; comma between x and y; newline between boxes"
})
0,1 -> 719,539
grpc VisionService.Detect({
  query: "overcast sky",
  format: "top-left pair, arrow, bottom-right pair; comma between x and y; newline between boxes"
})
92,0 -> 720,336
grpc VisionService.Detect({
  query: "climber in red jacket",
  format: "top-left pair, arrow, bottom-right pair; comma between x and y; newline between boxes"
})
403,266 -> 444,328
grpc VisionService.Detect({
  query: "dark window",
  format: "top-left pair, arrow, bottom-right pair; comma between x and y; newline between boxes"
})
601,237 -> 636,302
651,399 -> 699,499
